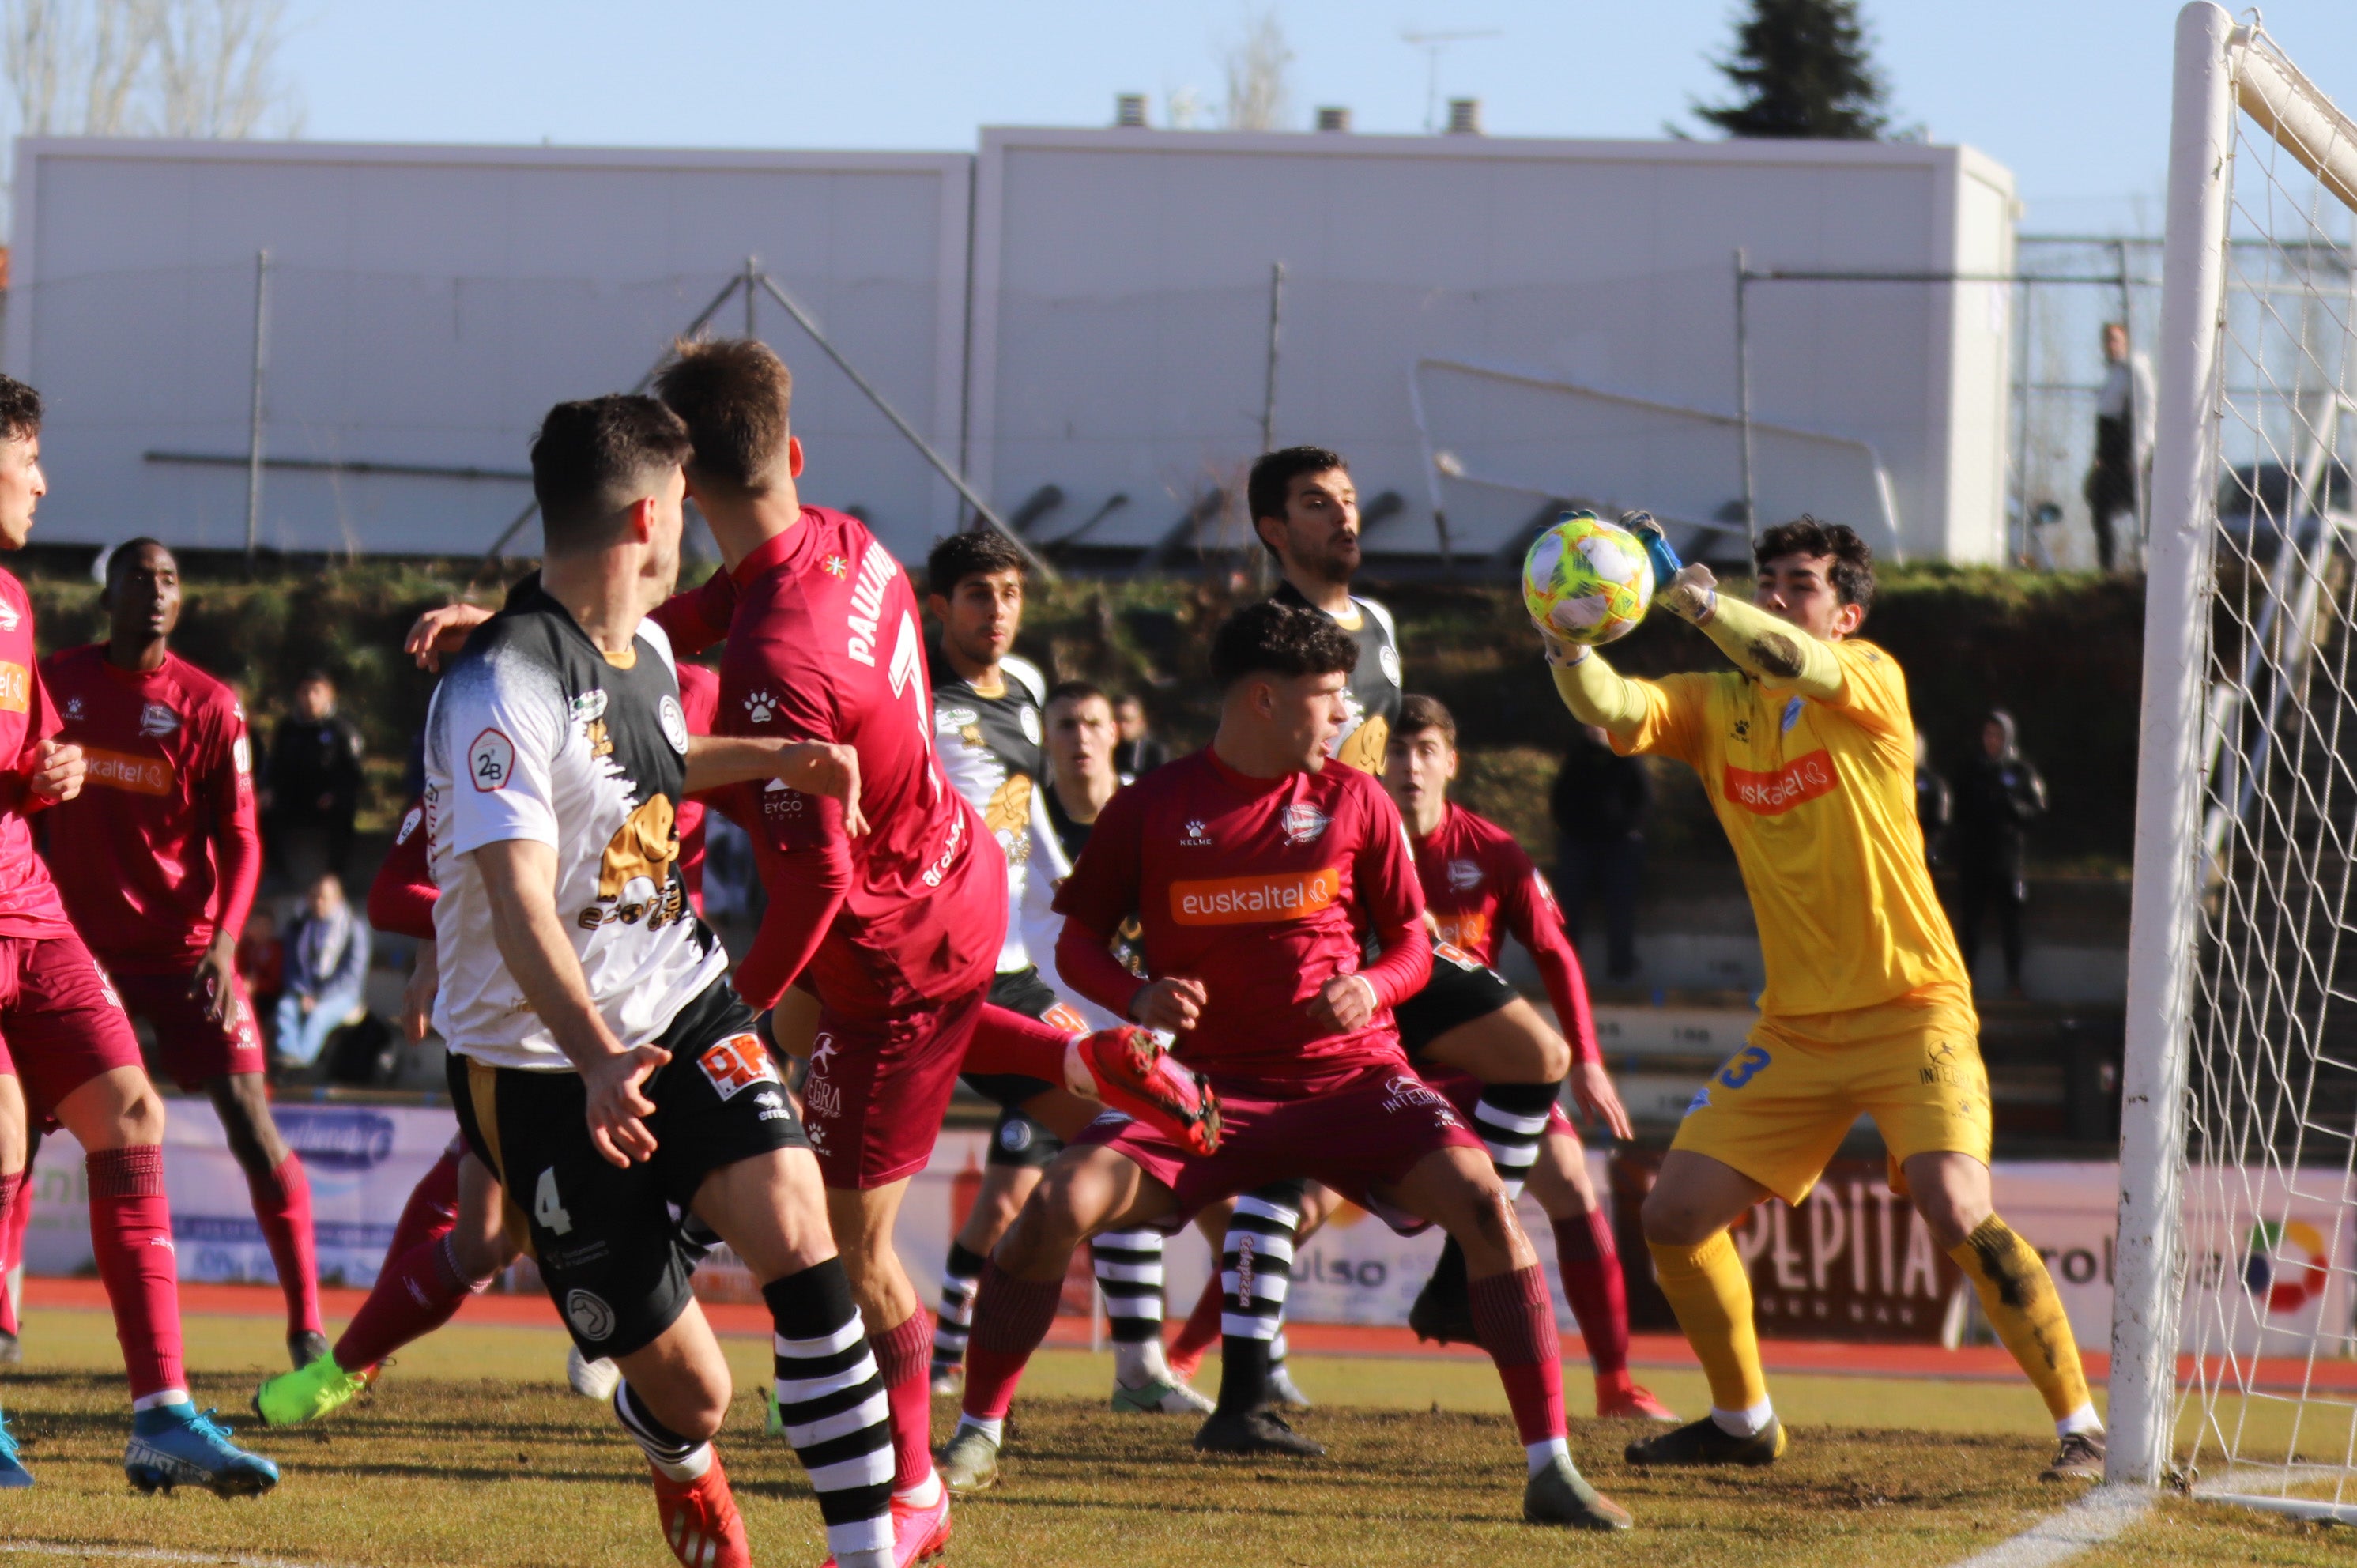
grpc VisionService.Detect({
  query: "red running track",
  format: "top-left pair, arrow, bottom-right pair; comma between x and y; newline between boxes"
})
26,1276 -> 2355,1393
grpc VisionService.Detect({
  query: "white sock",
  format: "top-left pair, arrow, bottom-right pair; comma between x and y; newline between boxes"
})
131,1389 -> 190,1413
1710,1400 -> 1774,1438
1114,1336 -> 1172,1389
2057,1402 -> 2104,1438
1525,1436 -> 1570,1476
648,1442 -> 714,1483
957,1414 -> 1005,1447
896,1468 -> 943,1507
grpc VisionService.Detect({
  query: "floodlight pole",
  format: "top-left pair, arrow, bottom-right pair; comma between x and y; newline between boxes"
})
1261,260 -> 1284,454
1734,247 -> 1757,542
245,250 -> 270,563
745,255 -> 759,339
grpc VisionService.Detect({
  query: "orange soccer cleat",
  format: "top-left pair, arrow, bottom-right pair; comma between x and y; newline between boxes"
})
1596,1378 -> 1679,1423
652,1458 -> 752,1568
1078,1027 -> 1224,1155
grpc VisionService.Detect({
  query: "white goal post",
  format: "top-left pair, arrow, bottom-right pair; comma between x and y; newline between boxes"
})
2113,3 -> 2357,1520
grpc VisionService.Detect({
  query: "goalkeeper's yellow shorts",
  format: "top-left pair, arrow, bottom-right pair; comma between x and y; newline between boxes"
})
1669,987 -> 1990,1206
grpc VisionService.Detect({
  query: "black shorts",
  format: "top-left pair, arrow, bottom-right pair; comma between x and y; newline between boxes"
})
448,978 -> 806,1359
984,1106 -> 1063,1170
960,966 -> 1068,1113
1393,937 -> 1521,1060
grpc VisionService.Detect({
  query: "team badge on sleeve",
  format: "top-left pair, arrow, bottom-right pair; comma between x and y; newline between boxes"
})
658,694 -> 688,754
469,728 -> 515,792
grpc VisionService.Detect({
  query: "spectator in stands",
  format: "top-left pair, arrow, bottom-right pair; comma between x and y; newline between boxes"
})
1549,723 -> 1650,982
1111,692 -> 1168,777
272,873 -> 371,1075
2083,321 -> 2155,572
1914,729 -> 1954,871
262,670 -> 364,884
1954,709 -> 2047,999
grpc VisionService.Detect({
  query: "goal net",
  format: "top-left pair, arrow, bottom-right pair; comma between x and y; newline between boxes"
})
2114,5 -> 2357,1521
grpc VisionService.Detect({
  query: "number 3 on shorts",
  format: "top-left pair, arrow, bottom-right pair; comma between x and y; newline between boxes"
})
1718,1045 -> 1771,1091
534,1167 -> 574,1236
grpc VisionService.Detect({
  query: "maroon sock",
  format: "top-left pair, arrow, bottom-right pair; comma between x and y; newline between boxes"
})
871,1308 -> 937,1491
1469,1263 -> 1566,1446
960,1260 -> 1065,1423
334,1234 -> 487,1371
1553,1210 -> 1630,1378
379,1148 -> 463,1272
246,1154 -> 322,1336
1169,1271 -> 1223,1365
87,1146 -> 186,1401
960,1004 -> 1072,1083
0,1170 -> 21,1337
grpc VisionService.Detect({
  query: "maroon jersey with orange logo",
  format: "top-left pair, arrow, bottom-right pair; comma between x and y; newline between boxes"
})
0,570 -> 70,940
40,644 -> 260,971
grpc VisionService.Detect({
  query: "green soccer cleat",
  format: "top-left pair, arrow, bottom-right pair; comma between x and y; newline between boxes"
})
763,1385 -> 784,1437
1624,1413 -> 1786,1468
1110,1375 -> 1214,1415
934,1424 -> 1001,1494
252,1351 -> 368,1429
1525,1453 -> 1632,1530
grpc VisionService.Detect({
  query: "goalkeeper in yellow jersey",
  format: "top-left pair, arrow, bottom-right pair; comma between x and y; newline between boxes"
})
1538,514 -> 2102,1483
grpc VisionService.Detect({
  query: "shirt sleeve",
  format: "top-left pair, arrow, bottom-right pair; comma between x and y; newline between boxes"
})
436,660 -> 568,856
1611,672 -> 1715,767
1494,839 -> 1599,1066
207,699 -> 262,943
1821,641 -> 1914,747
367,798 -> 439,941
1050,784 -> 1144,945
730,826 -> 849,1011
1353,787 -> 1432,1010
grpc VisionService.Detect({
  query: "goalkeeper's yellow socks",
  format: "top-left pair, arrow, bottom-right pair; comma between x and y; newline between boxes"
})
1647,1232 -> 1772,1432
1948,1216 -> 2099,1430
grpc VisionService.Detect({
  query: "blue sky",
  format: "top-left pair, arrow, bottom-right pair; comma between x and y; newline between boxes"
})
279,2 -> 2357,236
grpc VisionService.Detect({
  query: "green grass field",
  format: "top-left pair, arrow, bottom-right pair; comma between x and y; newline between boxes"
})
0,1306 -> 2343,1567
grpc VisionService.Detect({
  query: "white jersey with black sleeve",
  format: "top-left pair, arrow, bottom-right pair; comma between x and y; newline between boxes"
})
423,574 -> 729,1071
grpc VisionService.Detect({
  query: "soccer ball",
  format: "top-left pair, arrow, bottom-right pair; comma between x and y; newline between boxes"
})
1522,511 -> 1654,645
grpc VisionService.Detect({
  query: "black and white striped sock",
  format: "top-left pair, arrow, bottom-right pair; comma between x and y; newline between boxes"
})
933,1240 -> 986,1376
1093,1228 -> 1169,1385
613,1379 -> 712,1482
1474,1082 -> 1562,1200
764,1260 -> 894,1568
1214,1182 -> 1303,1412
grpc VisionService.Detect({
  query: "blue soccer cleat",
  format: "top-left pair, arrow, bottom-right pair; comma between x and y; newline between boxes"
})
123,1403 -> 280,1497
0,1408 -> 32,1488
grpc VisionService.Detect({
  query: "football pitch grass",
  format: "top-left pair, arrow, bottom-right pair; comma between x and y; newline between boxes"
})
0,1306 -> 2344,1566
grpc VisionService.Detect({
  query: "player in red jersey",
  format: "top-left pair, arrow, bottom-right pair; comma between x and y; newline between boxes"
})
0,378 -> 277,1494
40,539 -> 325,1368
933,602 -> 1631,1532
1382,694 -> 1673,1422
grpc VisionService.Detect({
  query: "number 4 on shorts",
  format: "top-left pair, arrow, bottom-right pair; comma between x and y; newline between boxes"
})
535,1167 -> 573,1236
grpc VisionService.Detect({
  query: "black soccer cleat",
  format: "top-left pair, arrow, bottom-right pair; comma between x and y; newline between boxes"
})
1624,1413 -> 1786,1468
2042,1428 -> 2104,1482
1525,1453 -> 1634,1531
1194,1406 -> 1326,1458
1408,1235 -> 1478,1346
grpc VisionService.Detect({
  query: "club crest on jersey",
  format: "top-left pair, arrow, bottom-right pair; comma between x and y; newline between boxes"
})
1181,820 -> 1212,847
1020,706 -> 1042,745
1781,696 -> 1805,733
469,728 -> 515,792
1378,645 -> 1401,686
743,691 -> 779,724
1280,803 -> 1330,845
822,554 -> 848,578
0,599 -> 17,631
138,702 -> 179,738
658,694 -> 688,754
1446,858 -> 1483,891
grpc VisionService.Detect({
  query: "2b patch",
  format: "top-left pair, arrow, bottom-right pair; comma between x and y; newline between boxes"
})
696,1032 -> 783,1102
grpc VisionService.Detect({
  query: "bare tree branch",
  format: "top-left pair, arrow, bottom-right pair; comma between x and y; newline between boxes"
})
1220,6 -> 1291,132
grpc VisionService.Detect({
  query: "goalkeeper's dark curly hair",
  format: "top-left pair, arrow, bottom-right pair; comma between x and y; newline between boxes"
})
1210,601 -> 1359,691
0,376 -> 42,444
1755,514 -> 1875,612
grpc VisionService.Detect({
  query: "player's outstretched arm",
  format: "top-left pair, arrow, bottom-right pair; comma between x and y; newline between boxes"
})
1650,560 -> 1844,703
403,601 -> 493,672
470,837 -> 669,1167
683,737 -> 868,836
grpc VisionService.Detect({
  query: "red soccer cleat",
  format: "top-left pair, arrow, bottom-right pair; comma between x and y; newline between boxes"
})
820,1487 -> 952,1568
652,1459 -> 752,1568
1597,1378 -> 1679,1423
1078,1027 -> 1223,1155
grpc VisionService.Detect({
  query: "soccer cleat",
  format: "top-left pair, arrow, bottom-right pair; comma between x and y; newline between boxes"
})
2042,1429 -> 2105,1482
934,1425 -> 1001,1494
1408,1235 -> 1477,1345
1624,1413 -> 1786,1468
1111,1375 -> 1215,1415
287,1329 -> 330,1371
1266,1365 -> 1313,1412
1525,1453 -> 1633,1531
930,1363 -> 964,1399
568,1344 -> 622,1401
1077,1027 -> 1224,1155
651,1458 -> 752,1568
1193,1406 -> 1324,1458
1597,1380 -> 1679,1423
253,1352 -> 368,1428
123,1404 -> 280,1497
0,1408 -> 32,1488
824,1486 -> 953,1568
763,1387 -> 784,1438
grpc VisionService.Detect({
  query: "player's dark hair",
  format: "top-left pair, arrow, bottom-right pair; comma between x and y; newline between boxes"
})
654,337 -> 794,495
1247,445 -> 1349,560
1395,693 -> 1457,748
1046,680 -> 1111,709
530,395 -> 693,556
0,376 -> 41,444
104,537 -> 173,590
1211,601 -> 1359,691
926,529 -> 1028,597
1755,514 -> 1876,613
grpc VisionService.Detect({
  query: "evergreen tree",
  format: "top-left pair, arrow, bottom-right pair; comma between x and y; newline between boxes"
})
1695,0 -> 1889,141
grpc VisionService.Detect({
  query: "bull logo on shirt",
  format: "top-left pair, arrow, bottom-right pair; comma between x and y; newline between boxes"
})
1332,697 -> 1388,776
986,773 -> 1032,860
578,794 -> 684,931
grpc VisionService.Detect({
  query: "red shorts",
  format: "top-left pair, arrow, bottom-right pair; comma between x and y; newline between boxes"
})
1425,1065 -> 1577,1139
1076,1060 -> 1488,1224
110,967 -> 265,1089
0,933 -> 145,1127
800,983 -> 987,1190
